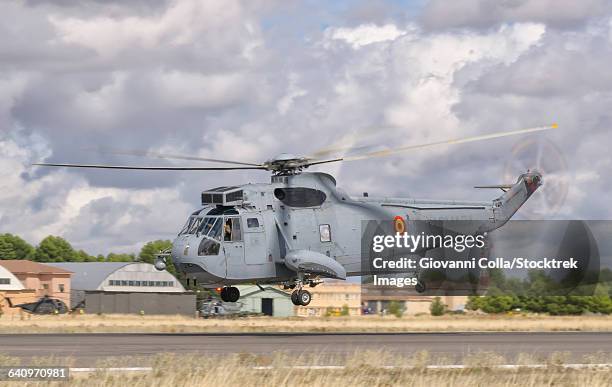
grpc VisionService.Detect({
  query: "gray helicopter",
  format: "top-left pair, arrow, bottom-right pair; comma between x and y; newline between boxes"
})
34,124 -> 557,306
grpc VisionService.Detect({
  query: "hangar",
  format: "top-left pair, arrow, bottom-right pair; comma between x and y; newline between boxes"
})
51,262 -> 195,315
0,264 -> 35,316
0,264 -> 25,291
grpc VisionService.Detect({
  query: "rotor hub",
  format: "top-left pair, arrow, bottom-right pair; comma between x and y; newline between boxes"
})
263,153 -> 311,175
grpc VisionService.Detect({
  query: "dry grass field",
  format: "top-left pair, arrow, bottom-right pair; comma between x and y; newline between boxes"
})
1,351 -> 611,386
0,313 -> 611,333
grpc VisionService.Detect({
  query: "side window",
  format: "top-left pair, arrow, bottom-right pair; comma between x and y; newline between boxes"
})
232,218 -> 242,241
247,218 -> 259,228
223,217 -> 242,242
320,224 -> 331,242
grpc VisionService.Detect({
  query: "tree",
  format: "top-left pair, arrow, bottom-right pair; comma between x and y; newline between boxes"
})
0,239 -> 16,260
0,234 -> 34,260
34,236 -> 77,262
106,253 -> 135,262
139,240 -> 175,274
75,250 -> 96,262
430,297 -> 446,316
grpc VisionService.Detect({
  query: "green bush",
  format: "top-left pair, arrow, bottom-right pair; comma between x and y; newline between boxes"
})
340,304 -> 350,316
467,294 -> 612,315
429,297 -> 446,316
388,301 -> 404,318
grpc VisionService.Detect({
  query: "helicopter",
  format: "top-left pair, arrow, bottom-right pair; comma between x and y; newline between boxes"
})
34,124 -> 557,306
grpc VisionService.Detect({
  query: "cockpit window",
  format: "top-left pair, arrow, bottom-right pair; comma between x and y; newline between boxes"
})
187,218 -> 203,234
180,209 -> 241,237
197,217 -> 217,236
209,218 -> 223,240
179,216 -> 196,235
179,218 -> 189,235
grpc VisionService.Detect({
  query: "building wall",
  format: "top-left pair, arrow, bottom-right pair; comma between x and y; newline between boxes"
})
443,296 -> 469,311
365,296 -> 469,316
84,291 -> 196,315
11,273 -> 71,306
404,299 -> 431,315
99,263 -> 184,293
295,282 -> 361,317
237,285 -> 294,317
362,284 -> 469,316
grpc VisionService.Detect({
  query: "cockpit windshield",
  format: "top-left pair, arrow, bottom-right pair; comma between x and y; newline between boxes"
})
179,206 -> 239,236
196,217 -> 223,239
209,218 -> 223,240
187,218 -> 203,234
197,217 -> 216,235
179,216 -> 196,235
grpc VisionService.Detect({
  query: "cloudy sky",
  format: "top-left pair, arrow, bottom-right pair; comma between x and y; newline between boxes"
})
1,0 -> 611,255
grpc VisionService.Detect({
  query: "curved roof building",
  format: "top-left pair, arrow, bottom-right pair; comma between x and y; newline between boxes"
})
51,262 -> 185,292
0,264 -> 25,291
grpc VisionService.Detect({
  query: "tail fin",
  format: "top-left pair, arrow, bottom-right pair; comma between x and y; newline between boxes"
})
490,171 -> 542,226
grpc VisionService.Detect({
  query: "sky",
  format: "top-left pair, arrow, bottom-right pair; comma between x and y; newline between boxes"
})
1,0 -> 611,255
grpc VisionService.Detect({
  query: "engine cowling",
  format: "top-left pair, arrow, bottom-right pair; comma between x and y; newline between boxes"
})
285,250 -> 346,280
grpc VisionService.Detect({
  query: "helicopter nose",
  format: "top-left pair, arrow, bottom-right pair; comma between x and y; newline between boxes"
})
171,237 -> 186,259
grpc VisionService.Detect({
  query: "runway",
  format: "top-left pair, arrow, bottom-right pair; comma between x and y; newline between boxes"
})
1,332 -> 610,366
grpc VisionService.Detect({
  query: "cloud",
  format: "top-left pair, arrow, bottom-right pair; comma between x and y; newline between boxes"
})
422,0 -> 612,30
325,23 -> 406,48
462,31 -> 612,97
48,0 -> 260,60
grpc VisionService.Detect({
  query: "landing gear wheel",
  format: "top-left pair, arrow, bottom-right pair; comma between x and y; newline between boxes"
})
220,287 -> 240,302
415,281 -> 426,294
291,290 -> 300,306
298,290 -> 311,306
220,287 -> 229,302
227,286 -> 240,302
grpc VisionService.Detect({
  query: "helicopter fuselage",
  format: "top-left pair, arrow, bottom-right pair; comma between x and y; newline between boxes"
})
171,171 -> 541,287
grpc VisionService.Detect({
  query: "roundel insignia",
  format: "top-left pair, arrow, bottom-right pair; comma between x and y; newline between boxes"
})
394,216 -> 406,234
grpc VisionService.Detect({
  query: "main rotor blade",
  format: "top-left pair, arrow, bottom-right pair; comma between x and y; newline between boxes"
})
303,158 -> 344,167
86,148 -> 262,167
308,135 -> 376,159
343,124 -> 558,161
33,163 -> 267,171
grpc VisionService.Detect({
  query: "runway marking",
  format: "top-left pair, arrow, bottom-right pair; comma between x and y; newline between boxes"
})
70,367 -> 153,372
69,364 -> 612,373
252,364 -> 612,370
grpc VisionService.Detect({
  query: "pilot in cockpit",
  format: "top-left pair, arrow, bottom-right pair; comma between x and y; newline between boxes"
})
223,219 -> 232,241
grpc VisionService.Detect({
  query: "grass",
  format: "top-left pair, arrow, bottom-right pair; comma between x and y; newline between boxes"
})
0,313 -> 611,333
0,351 -> 611,386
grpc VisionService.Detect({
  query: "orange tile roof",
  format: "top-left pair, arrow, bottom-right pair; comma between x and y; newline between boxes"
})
0,260 -> 73,275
